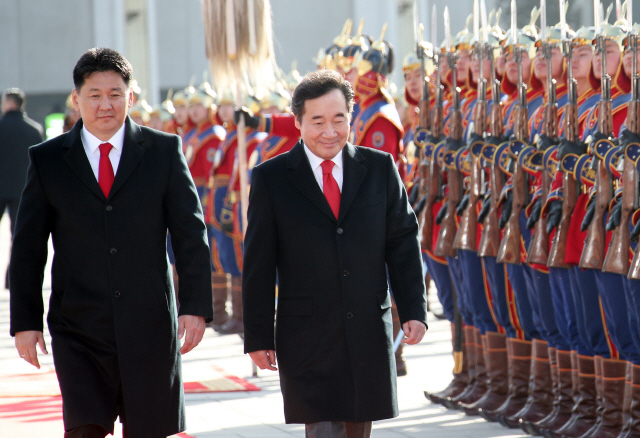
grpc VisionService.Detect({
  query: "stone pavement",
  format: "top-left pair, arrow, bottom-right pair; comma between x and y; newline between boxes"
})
0,214 -> 528,437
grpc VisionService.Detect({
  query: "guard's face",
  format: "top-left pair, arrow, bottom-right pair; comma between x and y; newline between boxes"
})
505,51 -> 531,87
295,88 -> 350,160
623,47 -> 640,78
218,103 -> 235,124
174,104 -> 189,126
592,41 -> 621,79
572,45 -> 594,81
456,49 -> 471,84
533,46 -> 563,82
404,67 -> 423,102
189,103 -> 209,125
73,71 -> 132,141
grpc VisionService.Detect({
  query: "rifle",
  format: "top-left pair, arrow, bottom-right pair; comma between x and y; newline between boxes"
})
527,37 -> 556,264
419,52 -> 443,253
478,47 -> 505,257
626,33 -> 640,278
548,38 -> 579,268
579,33 -> 614,270
434,49 -> 464,258
454,40 -> 487,251
497,46 -> 529,264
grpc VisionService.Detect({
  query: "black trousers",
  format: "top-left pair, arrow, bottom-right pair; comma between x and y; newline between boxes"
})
305,421 -> 373,438
0,199 -> 19,288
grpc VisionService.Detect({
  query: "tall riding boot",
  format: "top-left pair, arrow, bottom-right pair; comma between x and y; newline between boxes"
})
618,363 -> 640,438
453,329 -> 489,408
217,275 -> 243,334
391,302 -> 407,376
500,339 -> 553,428
211,272 -> 229,328
443,326 -> 480,409
425,323 -> 470,404
545,355 -> 598,438
480,338 -> 532,422
577,358 -> 627,438
461,331 -> 509,416
530,350 -> 574,435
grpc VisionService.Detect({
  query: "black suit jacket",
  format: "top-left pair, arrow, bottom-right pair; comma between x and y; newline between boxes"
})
243,141 -> 427,424
0,110 -> 44,199
9,117 -> 212,436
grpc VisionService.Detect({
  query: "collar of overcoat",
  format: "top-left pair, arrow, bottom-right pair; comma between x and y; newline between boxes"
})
287,140 -> 367,223
63,116 -> 145,202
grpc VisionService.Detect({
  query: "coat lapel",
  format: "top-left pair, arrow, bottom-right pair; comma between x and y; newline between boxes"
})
338,143 -> 367,223
63,120 -> 106,201
287,141 -> 337,222
108,117 -> 145,200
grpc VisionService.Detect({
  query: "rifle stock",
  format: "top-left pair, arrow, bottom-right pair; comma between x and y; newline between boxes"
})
497,104 -> 528,264
435,106 -> 463,258
579,157 -> 611,269
478,79 -> 504,257
454,100 -> 486,251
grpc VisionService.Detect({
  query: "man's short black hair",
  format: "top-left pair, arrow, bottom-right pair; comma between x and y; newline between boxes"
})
2,88 -> 25,111
291,70 -> 354,121
73,48 -> 133,90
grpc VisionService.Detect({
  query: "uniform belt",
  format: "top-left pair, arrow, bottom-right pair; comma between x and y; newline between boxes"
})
211,175 -> 230,188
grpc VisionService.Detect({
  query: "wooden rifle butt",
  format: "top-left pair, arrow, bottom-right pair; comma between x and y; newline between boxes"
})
579,161 -> 610,270
526,217 -> 549,264
435,169 -> 461,258
602,157 -> 634,274
497,161 -> 526,265
548,173 -> 577,268
454,157 -> 481,252
629,249 -> 640,279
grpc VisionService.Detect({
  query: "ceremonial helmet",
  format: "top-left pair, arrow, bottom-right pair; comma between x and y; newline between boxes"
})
354,24 -> 395,101
454,14 -> 474,52
314,19 -> 352,70
285,60 -> 303,93
573,26 -> 596,47
338,19 -> 371,74
172,85 -> 195,107
503,6 -> 539,59
65,93 -> 74,111
622,23 -> 640,49
151,90 -> 176,122
216,88 -> 235,106
189,81 -> 217,109
260,83 -> 291,113
130,99 -> 152,123
130,79 -> 142,103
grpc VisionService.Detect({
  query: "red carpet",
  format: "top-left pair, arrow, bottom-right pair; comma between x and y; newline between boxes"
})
1,364 -> 260,397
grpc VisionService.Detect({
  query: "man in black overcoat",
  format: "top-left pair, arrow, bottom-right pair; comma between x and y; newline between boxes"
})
9,48 -> 213,438
243,69 -> 428,438
0,88 -> 44,288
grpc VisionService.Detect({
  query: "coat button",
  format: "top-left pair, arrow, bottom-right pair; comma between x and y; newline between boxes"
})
346,312 -> 353,319
343,270 -> 349,277
114,291 -> 121,298
106,205 -> 113,212
110,248 -> 117,254
337,228 -> 343,234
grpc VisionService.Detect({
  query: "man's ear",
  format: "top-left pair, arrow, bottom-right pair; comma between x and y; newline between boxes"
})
127,90 -> 134,108
71,89 -> 80,112
294,115 -> 301,130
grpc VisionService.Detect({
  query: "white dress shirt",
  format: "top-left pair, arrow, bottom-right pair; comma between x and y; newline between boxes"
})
81,124 -> 125,181
303,144 -> 343,193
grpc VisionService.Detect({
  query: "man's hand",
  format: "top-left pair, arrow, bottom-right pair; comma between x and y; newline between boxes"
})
402,320 -> 427,345
249,350 -> 278,371
15,330 -> 48,369
178,315 -> 206,354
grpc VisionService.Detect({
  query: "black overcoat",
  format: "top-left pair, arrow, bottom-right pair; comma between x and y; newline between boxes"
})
9,117 -> 213,437
0,110 -> 44,200
243,141 -> 427,424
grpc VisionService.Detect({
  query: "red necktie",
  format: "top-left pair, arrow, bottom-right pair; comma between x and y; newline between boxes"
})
98,142 -> 115,197
321,160 -> 341,219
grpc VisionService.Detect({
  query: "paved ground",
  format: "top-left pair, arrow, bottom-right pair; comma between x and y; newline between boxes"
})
0,213 -> 528,437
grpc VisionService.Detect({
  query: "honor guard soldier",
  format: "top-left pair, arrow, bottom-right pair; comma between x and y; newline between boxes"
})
480,13 -> 547,426
537,25 -> 615,438
314,19 -> 352,71
352,26 -> 405,176
149,91 -> 177,134
63,93 -> 81,133
339,19 -> 371,123
205,91 -> 245,334
129,99 -> 152,127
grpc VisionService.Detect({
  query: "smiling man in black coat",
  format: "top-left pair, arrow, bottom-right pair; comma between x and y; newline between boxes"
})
243,70 -> 428,438
9,48 -> 212,438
